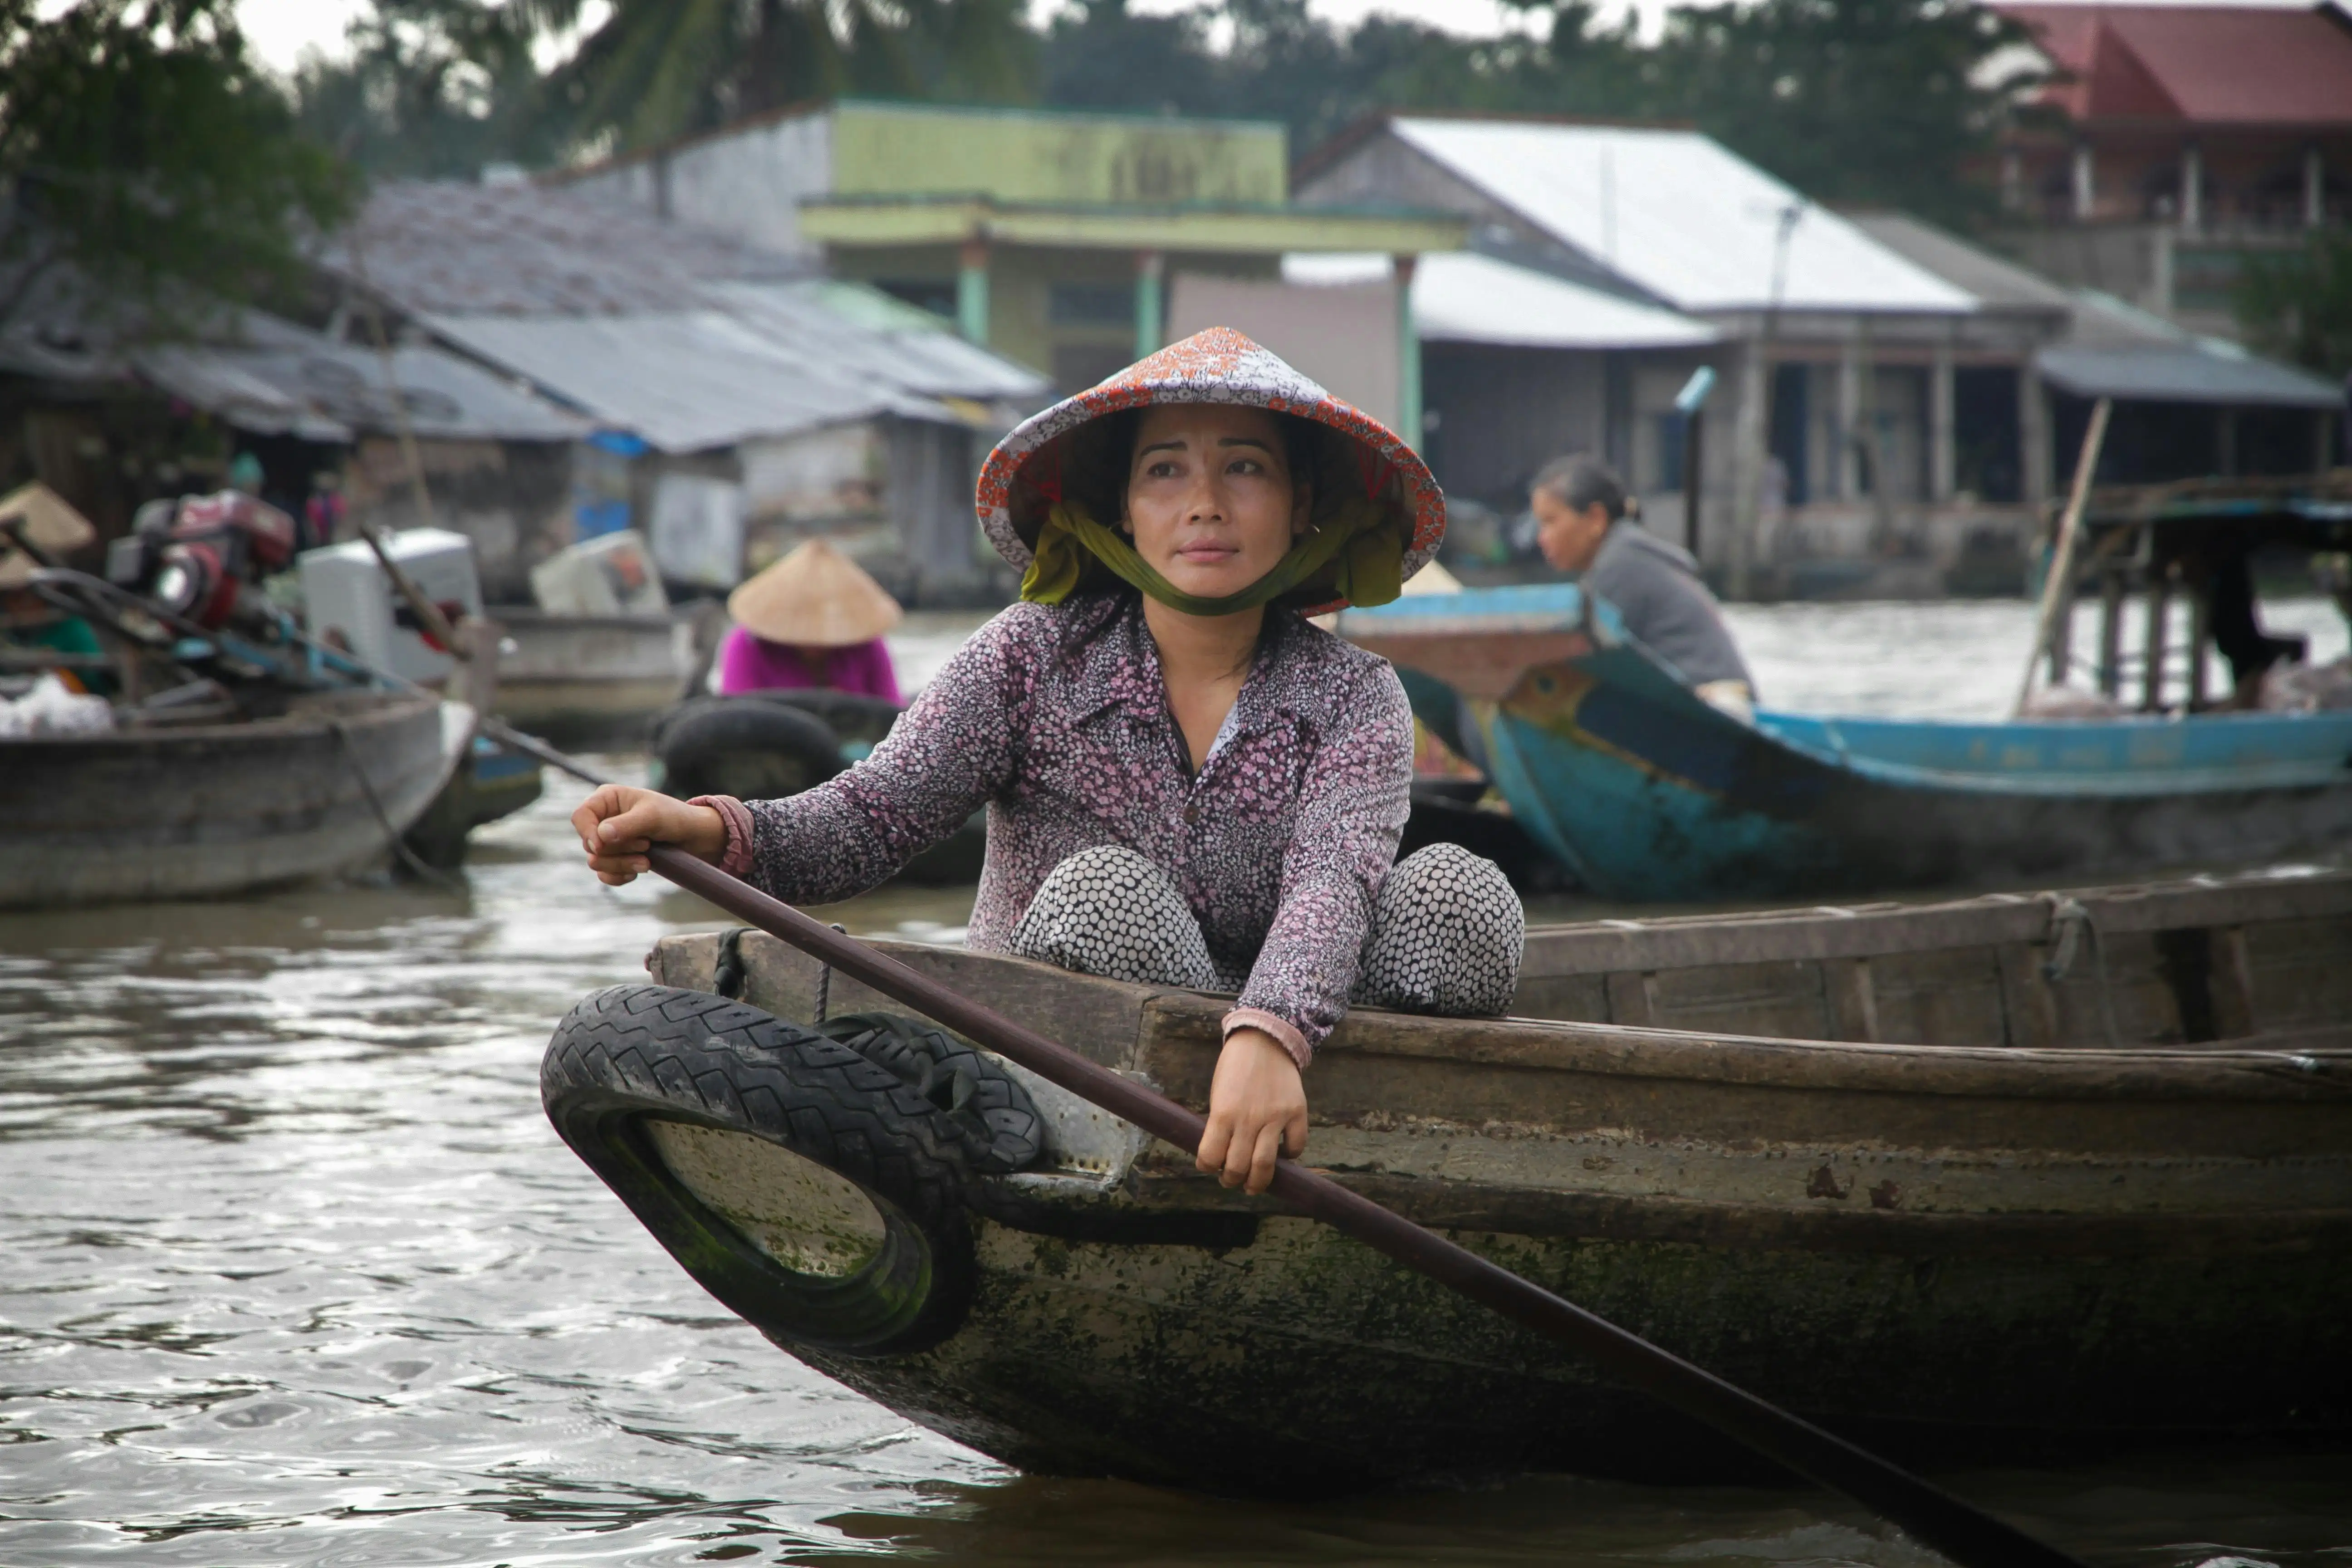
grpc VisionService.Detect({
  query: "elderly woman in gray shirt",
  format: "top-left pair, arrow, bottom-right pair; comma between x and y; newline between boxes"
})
1530,455 -> 1757,719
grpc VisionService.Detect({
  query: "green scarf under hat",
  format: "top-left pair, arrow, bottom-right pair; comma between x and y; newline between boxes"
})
1019,498 -> 1404,616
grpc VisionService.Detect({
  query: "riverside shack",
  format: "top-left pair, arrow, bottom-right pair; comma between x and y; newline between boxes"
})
320,179 -> 1050,605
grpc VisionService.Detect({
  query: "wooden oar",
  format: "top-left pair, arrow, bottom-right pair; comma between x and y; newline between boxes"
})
499,725 -> 2084,1568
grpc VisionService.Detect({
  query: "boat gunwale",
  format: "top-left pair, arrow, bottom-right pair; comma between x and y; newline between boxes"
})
665,931 -> 2352,1106
0,689 -> 444,750
1519,868 -> 2352,974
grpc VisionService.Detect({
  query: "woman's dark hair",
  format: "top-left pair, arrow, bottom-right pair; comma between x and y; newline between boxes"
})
1532,454 -> 1629,521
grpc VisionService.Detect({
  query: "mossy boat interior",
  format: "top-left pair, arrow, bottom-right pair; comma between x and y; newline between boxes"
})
544,868 -> 2352,1494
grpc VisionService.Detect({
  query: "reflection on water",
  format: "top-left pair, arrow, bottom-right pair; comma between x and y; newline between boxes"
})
5,601 -> 2351,1566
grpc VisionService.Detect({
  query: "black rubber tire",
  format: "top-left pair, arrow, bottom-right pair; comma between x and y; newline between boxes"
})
542,984 -> 978,1357
651,696 -> 846,801
816,1011 -> 1044,1174
750,688 -> 904,754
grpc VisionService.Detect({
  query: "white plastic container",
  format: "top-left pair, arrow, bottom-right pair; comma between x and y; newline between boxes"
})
298,528 -> 484,685
528,529 -> 670,617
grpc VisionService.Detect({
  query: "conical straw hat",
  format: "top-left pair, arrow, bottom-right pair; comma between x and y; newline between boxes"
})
726,538 -> 902,647
0,482 -> 97,589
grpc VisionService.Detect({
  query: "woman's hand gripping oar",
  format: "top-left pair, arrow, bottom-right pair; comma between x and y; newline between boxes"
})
520,743 -> 2086,1568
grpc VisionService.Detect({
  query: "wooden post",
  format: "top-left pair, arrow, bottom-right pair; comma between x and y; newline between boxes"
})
1684,408 -> 1705,562
2015,396 -> 2112,714
1393,253 -> 1421,451
957,234 -> 990,347
2187,583 -> 2211,709
2097,568 -> 2126,698
2141,576 -> 2171,711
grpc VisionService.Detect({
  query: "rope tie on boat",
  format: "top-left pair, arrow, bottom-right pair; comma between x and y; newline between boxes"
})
2040,895 -> 2121,1048
712,927 -> 750,999
813,924 -> 847,1022
709,921 -> 850,1018
329,717 -> 460,890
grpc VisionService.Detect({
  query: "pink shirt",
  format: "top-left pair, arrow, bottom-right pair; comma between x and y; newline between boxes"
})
700,591 -> 1412,1065
717,627 -> 901,704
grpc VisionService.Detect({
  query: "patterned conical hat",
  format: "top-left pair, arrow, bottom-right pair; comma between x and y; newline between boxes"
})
975,327 -> 1445,614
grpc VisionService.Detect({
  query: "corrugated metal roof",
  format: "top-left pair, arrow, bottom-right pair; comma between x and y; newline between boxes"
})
1842,212 -> 2076,316
0,258 -> 585,443
1388,118 -> 1976,315
426,310 -> 941,452
2036,343 -> 2342,407
134,335 -> 588,443
702,279 -> 1049,401
1284,250 -> 1718,348
322,181 -> 813,318
328,183 -> 1049,450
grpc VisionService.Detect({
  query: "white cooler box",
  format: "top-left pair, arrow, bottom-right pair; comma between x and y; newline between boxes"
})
299,529 -> 484,686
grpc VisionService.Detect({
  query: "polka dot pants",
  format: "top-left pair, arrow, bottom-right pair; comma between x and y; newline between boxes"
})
1008,843 -> 1524,1017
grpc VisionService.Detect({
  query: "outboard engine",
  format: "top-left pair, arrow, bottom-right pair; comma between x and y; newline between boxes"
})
109,491 -> 298,633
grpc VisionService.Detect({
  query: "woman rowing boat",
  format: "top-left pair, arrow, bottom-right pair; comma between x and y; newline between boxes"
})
573,328 -> 1524,1195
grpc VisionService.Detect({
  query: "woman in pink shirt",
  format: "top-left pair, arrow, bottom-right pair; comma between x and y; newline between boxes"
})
715,537 -> 903,703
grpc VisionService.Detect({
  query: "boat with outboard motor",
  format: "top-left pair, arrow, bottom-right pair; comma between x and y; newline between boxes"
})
542,864 -> 2352,1494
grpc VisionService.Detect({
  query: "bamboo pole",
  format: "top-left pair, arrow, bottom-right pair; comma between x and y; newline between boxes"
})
2015,397 -> 2112,716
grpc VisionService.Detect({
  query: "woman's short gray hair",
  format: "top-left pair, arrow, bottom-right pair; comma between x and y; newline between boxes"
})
1531,454 -> 1628,521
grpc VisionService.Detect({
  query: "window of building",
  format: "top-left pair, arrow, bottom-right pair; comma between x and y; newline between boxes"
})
875,279 -> 956,320
1048,283 -> 1135,328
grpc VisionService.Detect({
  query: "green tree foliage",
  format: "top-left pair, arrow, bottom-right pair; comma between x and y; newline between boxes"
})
1639,0 -> 2034,227
534,0 -> 1035,156
2235,230 -> 2352,381
292,0 -> 555,179
0,0 -> 354,326
1035,0 -> 2026,227
284,0 -> 2033,234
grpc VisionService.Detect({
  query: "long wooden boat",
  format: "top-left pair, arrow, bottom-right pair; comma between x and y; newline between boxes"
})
543,867 -> 2352,1495
1337,583 -> 2352,900
492,607 -> 697,745
0,690 -> 464,908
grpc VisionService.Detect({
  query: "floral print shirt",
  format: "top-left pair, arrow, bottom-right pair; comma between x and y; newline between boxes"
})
714,589 -> 1413,1062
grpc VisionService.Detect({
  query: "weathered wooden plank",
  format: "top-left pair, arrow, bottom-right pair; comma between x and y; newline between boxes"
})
1823,957 -> 1880,1043
1518,872 -> 2352,977
651,930 -> 1163,1072
2242,914 -> 2352,1034
1644,959 -> 1833,1040
1865,946 -> 2009,1047
1601,970 -> 1654,1028
1507,971 -> 1609,1024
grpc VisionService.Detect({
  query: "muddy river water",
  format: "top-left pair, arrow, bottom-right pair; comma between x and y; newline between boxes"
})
3,599 -> 2348,1566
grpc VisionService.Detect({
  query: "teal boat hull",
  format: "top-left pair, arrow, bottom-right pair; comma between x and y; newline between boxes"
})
1343,585 -> 2352,901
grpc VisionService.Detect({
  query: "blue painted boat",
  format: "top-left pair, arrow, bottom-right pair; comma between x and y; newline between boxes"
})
1339,583 -> 2352,901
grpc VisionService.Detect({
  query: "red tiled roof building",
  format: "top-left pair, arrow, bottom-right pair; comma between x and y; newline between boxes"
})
1995,2 -> 2352,228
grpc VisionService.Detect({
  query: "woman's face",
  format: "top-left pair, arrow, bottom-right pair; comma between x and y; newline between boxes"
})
1122,404 -> 1309,602
1532,487 -> 1613,574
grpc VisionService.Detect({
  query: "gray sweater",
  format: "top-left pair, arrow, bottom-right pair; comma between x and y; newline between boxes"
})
1579,523 -> 1755,691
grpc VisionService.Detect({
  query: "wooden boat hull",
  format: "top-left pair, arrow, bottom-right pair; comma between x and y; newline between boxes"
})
1339,585 -> 2352,900
0,692 -> 463,908
493,608 -> 693,745
401,736 -> 546,870
588,895 -> 2352,1494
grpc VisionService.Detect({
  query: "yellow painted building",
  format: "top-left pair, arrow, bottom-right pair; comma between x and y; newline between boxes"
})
558,99 -> 1465,413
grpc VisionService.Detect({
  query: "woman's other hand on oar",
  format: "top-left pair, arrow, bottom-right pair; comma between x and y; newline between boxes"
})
1197,1028 -> 1308,1195
573,786 -> 728,885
